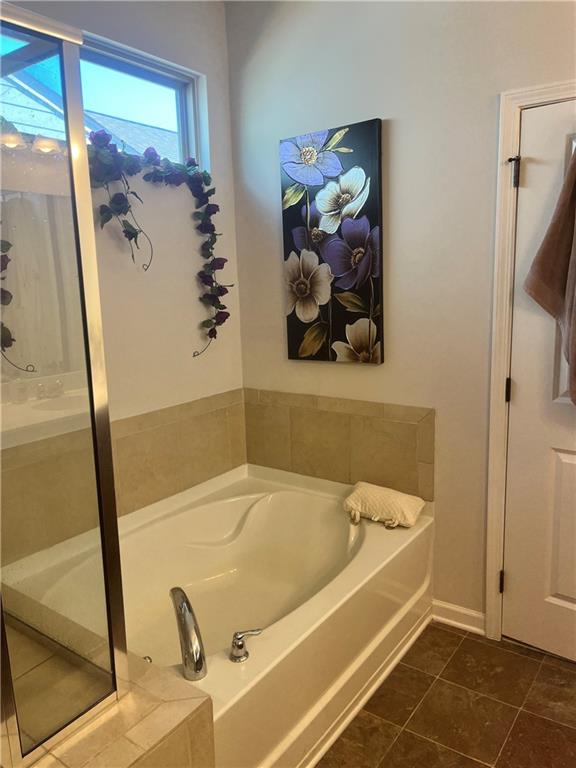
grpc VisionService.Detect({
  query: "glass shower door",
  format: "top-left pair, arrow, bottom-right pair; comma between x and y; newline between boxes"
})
1,19 -> 124,759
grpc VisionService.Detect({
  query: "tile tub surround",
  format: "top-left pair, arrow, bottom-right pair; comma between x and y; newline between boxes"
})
1,388 -> 433,562
245,389 -> 435,500
318,622 -> 576,767
17,653 -> 215,768
111,389 -> 246,515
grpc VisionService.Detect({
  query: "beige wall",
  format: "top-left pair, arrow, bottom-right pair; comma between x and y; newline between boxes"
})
224,1 -> 576,612
21,1 -> 243,422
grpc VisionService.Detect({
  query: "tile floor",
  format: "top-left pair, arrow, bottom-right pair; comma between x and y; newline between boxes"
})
5,623 -> 113,751
318,621 -> 576,767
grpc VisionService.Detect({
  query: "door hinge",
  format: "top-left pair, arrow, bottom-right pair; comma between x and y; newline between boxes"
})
507,155 -> 521,188
505,377 -> 512,402
499,570 -> 505,594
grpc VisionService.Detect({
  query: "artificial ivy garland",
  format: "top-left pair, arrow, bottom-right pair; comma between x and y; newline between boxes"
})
88,130 -> 231,356
0,238 -> 36,372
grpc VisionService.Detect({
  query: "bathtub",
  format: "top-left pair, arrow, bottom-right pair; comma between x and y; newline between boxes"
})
120,466 -> 434,768
3,465 -> 434,768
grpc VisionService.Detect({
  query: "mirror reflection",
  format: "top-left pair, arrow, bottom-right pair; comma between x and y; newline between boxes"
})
1,23 -> 114,755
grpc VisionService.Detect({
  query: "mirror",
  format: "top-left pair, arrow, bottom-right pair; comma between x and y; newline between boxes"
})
1,23 -> 115,755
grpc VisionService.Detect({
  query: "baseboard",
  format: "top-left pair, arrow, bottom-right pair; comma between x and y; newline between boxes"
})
432,599 -> 485,635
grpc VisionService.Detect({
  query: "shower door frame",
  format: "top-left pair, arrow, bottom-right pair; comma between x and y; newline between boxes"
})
0,4 -> 128,765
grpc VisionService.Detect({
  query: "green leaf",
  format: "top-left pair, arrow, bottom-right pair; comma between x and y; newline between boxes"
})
201,319 -> 214,328
298,322 -> 328,358
373,304 -> 381,318
324,127 -> 349,151
1,287 -> 13,306
0,241 -> 12,253
128,190 -> 143,203
333,147 -> 353,153
334,292 -> 368,313
99,205 -> 113,228
282,182 -> 306,211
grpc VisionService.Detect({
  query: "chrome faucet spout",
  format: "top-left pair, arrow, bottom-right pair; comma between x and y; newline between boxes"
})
169,587 -> 207,681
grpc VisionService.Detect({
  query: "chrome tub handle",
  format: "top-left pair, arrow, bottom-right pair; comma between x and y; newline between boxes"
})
229,628 -> 262,663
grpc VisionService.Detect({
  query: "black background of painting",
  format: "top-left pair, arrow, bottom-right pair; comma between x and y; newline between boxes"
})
280,118 -> 383,362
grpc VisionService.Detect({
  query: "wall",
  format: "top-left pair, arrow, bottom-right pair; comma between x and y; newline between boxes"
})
225,1 -> 576,612
21,1 -> 243,421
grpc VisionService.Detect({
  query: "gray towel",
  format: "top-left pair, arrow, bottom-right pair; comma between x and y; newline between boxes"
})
524,150 -> 576,405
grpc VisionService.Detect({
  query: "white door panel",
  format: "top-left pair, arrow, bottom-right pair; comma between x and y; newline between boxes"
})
503,98 -> 576,660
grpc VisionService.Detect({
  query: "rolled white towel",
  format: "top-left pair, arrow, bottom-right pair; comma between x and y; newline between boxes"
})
343,482 -> 425,528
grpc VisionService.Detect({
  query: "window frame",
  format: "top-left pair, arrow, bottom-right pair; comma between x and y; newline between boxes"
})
80,38 -> 199,164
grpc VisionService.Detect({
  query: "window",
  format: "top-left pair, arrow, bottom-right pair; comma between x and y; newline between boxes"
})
1,26 -> 68,143
79,47 -> 194,163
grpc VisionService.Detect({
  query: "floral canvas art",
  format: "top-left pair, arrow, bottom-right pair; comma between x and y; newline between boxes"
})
280,119 -> 383,363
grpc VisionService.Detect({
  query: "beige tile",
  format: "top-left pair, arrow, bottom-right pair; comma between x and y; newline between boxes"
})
53,688 -> 160,768
259,389 -> 318,408
226,402 -> 246,467
317,396 -> 431,423
130,728 -> 189,768
113,421 -> 184,515
178,408 -> 232,488
350,418 -> 419,495
2,433 -> 100,564
112,390 -> 243,439
34,755 -> 67,768
5,625 -> 53,679
13,654 -> 114,745
417,411 -> 435,463
184,703 -> 214,768
245,402 -> 291,470
126,700 -> 201,752
290,407 -> 350,483
242,388 -> 260,404
130,706 -> 215,768
1,429 -> 94,471
83,737 -> 143,768
418,462 -> 435,501
132,667 -> 208,703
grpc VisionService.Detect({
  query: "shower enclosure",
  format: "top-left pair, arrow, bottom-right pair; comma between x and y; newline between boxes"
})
0,5 -> 126,765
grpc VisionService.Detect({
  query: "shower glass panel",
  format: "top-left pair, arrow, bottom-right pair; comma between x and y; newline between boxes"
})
1,22 -> 115,755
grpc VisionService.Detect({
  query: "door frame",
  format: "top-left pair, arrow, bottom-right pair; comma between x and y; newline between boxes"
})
486,80 -> 576,640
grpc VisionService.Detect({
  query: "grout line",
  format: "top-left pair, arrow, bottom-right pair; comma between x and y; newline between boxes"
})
490,655 -> 545,766
401,730 -> 492,767
375,631 -> 467,766
465,633 -> 545,662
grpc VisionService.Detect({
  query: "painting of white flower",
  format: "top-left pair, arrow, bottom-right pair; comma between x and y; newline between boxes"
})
314,167 -> 371,234
332,318 -> 381,364
285,249 -> 333,323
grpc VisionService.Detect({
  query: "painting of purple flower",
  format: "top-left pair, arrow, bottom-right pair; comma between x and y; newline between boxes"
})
280,119 -> 383,363
292,201 -> 329,252
320,216 -> 379,289
280,130 -> 343,187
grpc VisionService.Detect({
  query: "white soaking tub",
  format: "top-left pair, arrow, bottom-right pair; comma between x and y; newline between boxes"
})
2,465 -> 434,768
119,466 -> 434,768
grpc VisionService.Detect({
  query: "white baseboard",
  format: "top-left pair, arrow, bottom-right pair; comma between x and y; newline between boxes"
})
432,599 -> 485,635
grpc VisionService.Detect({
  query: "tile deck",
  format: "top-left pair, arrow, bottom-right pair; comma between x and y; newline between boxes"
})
316,622 -> 576,767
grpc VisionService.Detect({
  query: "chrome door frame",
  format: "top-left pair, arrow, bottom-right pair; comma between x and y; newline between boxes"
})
0,4 -> 128,764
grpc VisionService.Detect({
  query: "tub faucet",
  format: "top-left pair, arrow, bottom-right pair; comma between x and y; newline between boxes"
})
169,587 -> 207,681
